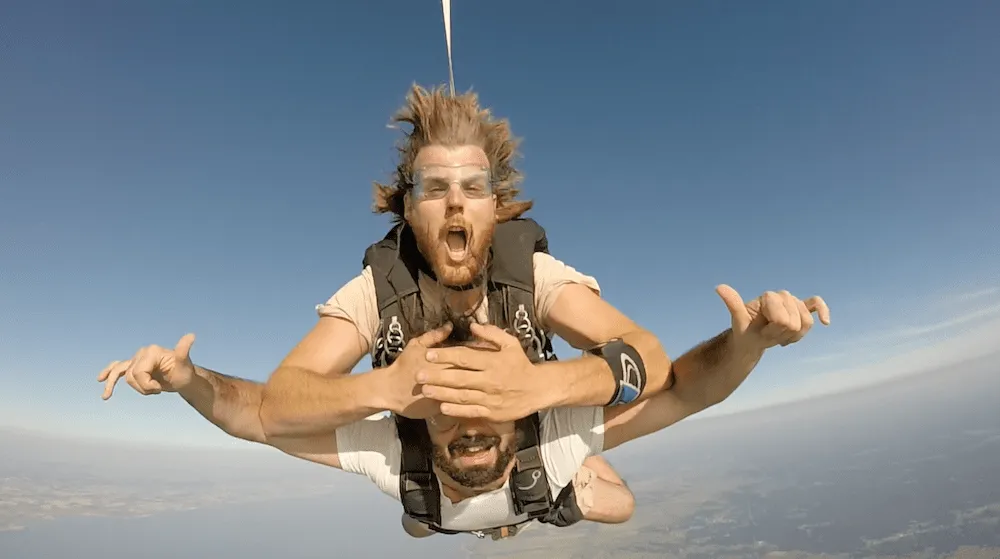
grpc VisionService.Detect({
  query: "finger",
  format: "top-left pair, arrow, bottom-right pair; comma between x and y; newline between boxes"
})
413,322 -> 453,348
174,333 -> 196,362
716,284 -> 752,331
426,347 -> 493,371
101,361 -> 130,400
439,403 -> 490,419
781,298 -> 815,346
803,296 -> 831,326
421,385 -> 491,407
124,368 -> 143,394
127,350 -> 163,395
469,323 -> 517,349
761,291 -> 794,330
416,368 -> 489,391
779,291 -> 802,333
98,360 -> 121,382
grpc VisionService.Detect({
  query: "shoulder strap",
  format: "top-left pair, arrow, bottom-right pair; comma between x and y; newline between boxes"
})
364,224 -> 422,368
486,218 -> 556,364
395,415 -> 442,527
509,413 -> 553,519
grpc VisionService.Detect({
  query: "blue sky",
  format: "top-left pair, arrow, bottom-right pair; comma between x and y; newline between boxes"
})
1,0 -> 998,446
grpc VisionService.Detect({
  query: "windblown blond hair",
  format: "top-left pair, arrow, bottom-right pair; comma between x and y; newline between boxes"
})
373,84 -> 532,223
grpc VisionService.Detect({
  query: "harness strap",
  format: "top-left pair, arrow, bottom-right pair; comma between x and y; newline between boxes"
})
396,416 -> 441,527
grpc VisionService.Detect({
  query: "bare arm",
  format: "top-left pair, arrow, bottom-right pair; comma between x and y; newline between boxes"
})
178,365 -> 268,443
259,316 -> 386,437
537,283 -> 674,409
601,329 -> 763,451
578,456 -> 635,524
177,365 -> 347,469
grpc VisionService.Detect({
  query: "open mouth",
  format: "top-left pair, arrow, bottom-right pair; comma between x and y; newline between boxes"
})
452,443 -> 497,466
449,436 -> 499,466
444,226 -> 469,261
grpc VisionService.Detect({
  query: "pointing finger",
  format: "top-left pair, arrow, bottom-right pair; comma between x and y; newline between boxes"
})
98,360 -> 120,382
803,296 -> 831,325
101,361 -> 130,400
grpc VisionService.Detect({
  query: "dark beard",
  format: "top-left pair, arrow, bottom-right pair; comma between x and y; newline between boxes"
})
432,434 -> 514,489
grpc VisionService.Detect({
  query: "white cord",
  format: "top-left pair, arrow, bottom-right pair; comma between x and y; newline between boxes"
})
442,0 -> 456,96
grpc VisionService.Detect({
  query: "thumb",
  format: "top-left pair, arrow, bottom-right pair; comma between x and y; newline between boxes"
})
470,323 -> 516,349
174,333 -> 196,363
415,322 -> 453,347
716,284 -> 751,331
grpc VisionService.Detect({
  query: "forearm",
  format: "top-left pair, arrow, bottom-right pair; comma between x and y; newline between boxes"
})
258,366 -> 390,438
538,329 -> 672,409
670,329 -> 764,408
177,366 -> 267,443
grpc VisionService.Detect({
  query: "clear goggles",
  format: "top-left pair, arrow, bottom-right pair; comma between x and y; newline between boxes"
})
412,164 -> 494,201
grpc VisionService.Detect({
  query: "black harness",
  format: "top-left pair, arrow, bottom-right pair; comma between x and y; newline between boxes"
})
362,218 -> 584,539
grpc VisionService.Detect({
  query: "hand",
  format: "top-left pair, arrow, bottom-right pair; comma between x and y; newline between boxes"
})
383,323 -> 455,419
98,334 -> 198,400
417,323 -> 545,422
716,285 -> 830,351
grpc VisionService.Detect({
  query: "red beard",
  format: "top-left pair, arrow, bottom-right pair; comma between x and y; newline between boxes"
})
413,219 -> 494,287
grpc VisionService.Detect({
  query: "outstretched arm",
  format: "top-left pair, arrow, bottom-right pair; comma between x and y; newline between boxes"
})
177,365 -> 268,443
600,287 -> 831,451
601,329 -> 763,451
175,368 -> 353,469
98,329 -> 386,459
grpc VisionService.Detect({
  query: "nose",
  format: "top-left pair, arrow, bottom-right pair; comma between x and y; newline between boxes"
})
444,182 -> 466,209
457,418 -> 492,434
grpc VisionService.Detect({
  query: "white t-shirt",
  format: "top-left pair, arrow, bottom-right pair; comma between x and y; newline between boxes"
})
335,406 -> 605,532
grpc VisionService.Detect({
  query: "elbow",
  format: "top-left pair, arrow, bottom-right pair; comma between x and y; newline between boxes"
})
616,487 -> 636,523
604,484 -> 636,524
258,382 -> 291,439
625,328 -> 673,394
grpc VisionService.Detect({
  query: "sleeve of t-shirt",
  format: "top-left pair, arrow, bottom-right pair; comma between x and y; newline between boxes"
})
532,253 -> 601,331
538,406 -> 606,490
315,266 -> 380,354
335,416 -> 402,501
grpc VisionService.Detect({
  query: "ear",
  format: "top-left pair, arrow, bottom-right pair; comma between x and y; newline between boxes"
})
403,190 -> 413,221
